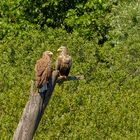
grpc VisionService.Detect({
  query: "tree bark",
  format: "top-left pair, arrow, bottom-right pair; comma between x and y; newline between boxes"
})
13,70 -> 59,140
13,70 -> 83,140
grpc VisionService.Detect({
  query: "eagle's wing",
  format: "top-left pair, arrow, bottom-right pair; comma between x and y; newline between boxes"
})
66,55 -> 72,67
56,55 -> 63,71
39,61 -> 52,86
35,58 -> 48,76
62,55 -> 72,68
35,58 -> 51,88
56,54 -> 72,77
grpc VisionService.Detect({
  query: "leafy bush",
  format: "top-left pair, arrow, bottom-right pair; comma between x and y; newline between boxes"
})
1,0 -> 118,42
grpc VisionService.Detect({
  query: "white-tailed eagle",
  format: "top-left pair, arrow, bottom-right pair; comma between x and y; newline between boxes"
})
35,51 -> 53,92
56,46 -> 72,79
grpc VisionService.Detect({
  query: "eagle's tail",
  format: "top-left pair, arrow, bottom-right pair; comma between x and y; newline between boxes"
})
38,82 -> 48,93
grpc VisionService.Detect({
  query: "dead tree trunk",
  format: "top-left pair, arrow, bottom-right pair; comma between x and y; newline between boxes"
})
13,70 -> 59,140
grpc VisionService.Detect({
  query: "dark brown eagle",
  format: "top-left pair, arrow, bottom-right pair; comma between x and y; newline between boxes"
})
35,51 -> 53,92
56,46 -> 72,79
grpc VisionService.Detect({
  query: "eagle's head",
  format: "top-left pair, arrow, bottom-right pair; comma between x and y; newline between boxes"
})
43,51 -> 53,58
57,46 -> 67,55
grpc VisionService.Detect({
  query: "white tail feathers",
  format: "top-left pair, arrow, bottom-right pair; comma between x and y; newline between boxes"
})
38,83 -> 48,93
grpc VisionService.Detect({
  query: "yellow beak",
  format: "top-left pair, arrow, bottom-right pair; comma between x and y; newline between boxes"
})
50,52 -> 53,55
57,48 -> 62,52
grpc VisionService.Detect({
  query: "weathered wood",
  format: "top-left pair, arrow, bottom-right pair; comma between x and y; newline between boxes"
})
13,71 -> 83,140
13,70 -> 59,140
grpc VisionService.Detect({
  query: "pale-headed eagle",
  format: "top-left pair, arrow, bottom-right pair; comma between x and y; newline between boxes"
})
35,51 -> 53,92
56,46 -> 72,79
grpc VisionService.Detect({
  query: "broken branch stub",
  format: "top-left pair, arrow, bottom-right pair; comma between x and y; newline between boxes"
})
13,70 -> 59,140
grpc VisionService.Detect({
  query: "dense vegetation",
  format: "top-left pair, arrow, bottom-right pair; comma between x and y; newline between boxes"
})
0,0 -> 140,139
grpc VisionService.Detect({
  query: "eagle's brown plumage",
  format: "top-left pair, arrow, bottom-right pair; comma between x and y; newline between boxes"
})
56,46 -> 72,78
35,51 -> 53,90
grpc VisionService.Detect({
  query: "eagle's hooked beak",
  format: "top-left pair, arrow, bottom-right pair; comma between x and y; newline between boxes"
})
57,48 -> 62,52
48,52 -> 53,55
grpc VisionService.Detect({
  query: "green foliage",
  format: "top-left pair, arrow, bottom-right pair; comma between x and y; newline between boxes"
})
64,0 -> 114,41
0,0 -> 140,139
109,0 -> 140,46
0,0 -> 118,42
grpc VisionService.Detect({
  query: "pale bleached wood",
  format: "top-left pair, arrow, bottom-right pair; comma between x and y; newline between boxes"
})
13,71 -> 83,140
13,70 -> 59,140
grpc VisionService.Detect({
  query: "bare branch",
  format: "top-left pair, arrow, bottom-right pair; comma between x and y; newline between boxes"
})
13,70 -> 59,140
13,70 -> 82,140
